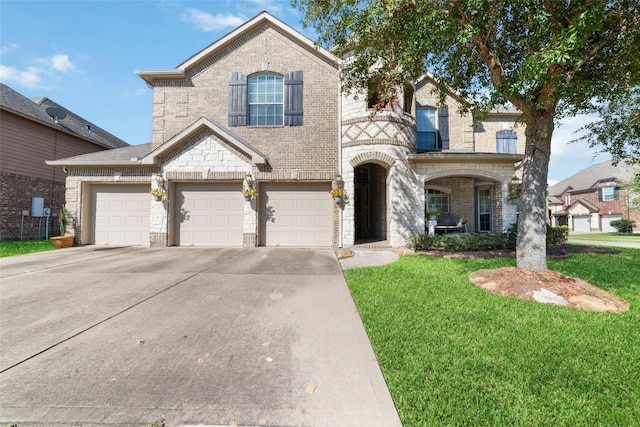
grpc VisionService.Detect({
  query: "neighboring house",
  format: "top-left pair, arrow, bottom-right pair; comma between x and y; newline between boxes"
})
0,83 -> 129,241
547,160 -> 639,232
47,12 -> 525,248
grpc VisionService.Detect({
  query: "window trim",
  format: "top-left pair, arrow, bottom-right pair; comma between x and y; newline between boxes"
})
417,107 -> 438,152
248,73 -> 284,126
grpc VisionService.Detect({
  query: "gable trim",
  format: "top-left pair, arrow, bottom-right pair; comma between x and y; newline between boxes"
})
141,117 -> 268,166
136,12 -> 337,87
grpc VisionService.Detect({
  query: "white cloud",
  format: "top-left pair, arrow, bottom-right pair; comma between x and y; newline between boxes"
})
49,54 -> 75,72
0,53 -> 76,89
0,63 -> 45,88
182,8 -> 245,32
0,42 -> 19,55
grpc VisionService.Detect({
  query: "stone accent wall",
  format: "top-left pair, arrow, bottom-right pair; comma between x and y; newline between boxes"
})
342,112 -> 415,150
0,172 -> 65,241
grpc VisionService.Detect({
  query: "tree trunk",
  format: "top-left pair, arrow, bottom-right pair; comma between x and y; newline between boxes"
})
516,111 -> 555,272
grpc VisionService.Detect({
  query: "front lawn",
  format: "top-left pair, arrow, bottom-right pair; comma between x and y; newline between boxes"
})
345,248 -> 640,426
0,239 -> 55,257
569,232 -> 640,243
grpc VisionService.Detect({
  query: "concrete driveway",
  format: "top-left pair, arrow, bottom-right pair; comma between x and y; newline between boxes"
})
0,246 -> 401,427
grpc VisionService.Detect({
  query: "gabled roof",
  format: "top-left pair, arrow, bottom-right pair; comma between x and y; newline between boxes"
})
141,117 -> 268,166
548,196 -> 563,204
0,83 -> 129,150
568,198 -> 600,214
47,118 -> 269,168
547,160 -> 637,196
136,11 -> 337,86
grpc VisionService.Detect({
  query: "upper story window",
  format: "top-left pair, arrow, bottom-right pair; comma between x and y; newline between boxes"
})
367,76 -> 382,109
417,107 -> 439,151
600,186 -> 619,201
496,129 -> 518,154
248,74 -> 283,126
229,70 -> 303,127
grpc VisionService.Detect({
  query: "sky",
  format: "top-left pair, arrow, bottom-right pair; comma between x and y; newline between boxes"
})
1,0 -> 612,185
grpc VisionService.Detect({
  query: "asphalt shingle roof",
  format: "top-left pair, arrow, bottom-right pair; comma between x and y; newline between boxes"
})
47,143 -> 153,166
1,83 -> 129,150
547,160 -> 637,196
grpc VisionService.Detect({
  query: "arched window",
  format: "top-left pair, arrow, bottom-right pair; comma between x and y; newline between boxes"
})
248,74 -> 283,125
229,70 -> 303,127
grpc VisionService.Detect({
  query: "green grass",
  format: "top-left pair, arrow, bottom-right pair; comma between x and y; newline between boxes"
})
345,248 -> 640,426
569,232 -> 640,243
0,239 -> 55,257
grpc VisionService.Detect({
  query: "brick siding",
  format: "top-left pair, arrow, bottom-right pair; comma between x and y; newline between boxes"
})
1,172 -> 66,241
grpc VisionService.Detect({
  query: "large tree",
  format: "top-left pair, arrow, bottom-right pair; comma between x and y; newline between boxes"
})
575,87 -> 640,165
295,0 -> 640,271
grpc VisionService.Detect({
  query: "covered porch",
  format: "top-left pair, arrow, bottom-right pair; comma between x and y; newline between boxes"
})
409,152 -> 522,235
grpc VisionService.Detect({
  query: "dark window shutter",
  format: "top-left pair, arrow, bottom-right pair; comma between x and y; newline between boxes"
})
437,106 -> 449,149
496,129 -> 517,154
598,188 -> 603,201
229,72 -> 247,127
284,70 -> 303,126
614,186 -> 620,200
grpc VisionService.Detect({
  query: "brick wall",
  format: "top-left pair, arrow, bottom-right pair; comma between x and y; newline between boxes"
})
150,25 -> 340,178
1,172 -> 65,241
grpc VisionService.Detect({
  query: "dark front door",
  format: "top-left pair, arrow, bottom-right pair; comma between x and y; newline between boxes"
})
355,164 -> 387,243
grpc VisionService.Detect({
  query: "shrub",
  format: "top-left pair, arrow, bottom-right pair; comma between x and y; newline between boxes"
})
547,225 -> 569,246
411,224 -> 568,252
609,219 -> 636,233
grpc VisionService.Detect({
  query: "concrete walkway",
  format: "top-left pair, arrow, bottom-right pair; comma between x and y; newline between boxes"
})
339,250 -> 400,270
0,246 -> 401,427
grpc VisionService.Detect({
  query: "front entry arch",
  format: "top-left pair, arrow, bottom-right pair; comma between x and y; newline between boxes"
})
354,163 -> 387,243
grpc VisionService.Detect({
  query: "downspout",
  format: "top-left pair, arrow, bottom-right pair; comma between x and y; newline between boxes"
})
338,66 -> 343,248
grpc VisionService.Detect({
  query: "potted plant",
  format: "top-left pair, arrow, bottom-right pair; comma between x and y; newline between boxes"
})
150,187 -> 166,201
329,187 -> 347,203
242,187 -> 258,201
427,208 -> 441,221
50,204 -> 74,248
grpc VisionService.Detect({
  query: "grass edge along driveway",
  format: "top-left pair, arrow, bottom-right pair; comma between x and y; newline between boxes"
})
345,248 -> 640,426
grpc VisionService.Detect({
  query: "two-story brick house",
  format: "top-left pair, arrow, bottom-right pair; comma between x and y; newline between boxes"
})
548,160 -> 639,232
48,12 -> 525,248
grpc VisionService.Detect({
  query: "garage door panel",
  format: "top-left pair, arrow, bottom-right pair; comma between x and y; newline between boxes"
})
175,183 -> 243,246
260,182 -> 333,247
92,185 -> 150,245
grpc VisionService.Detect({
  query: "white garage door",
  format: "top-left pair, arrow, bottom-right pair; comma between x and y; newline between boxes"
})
174,182 -> 243,246
260,182 -> 333,247
573,216 -> 591,232
601,214 -> 623,232
92,185 -> 150,245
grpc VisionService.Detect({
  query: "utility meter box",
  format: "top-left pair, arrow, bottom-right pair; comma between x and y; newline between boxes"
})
31,197 -> 45,217
43,207 -> 51,217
